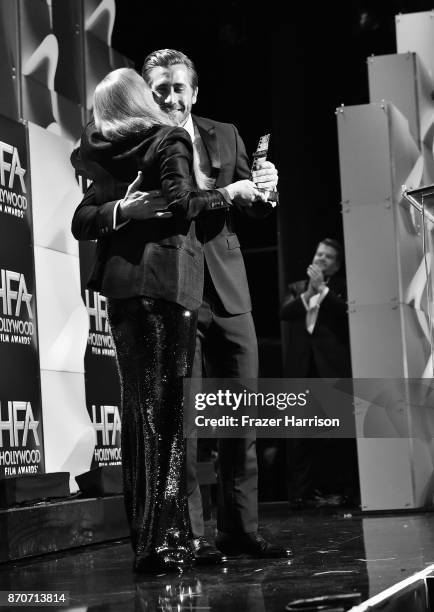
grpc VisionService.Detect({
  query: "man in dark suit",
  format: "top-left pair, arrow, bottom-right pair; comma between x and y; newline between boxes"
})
142,49 -> 289,562
280,239 -> 351,379
280,238 -> 358,507
73,49 -> 288,563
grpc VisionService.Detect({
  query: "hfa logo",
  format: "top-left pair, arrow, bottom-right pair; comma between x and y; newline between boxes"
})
91,405 -> 121,446
0,141 -> 26,193
0,269 -> 33,318
0,401 -> 40,448
85,290 -> 109,332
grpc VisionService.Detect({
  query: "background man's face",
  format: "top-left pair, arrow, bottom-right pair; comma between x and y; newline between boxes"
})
312,243 -> 340,277
148,63 -> 197,126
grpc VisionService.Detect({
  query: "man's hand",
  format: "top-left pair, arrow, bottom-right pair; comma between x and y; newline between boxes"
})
118,171 -> 169,222
307,264 -> 325,293
225,179 -> 261,207
251,161 -> 278,190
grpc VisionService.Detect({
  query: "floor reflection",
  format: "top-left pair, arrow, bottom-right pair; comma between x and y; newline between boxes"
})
1,505 -> 434,611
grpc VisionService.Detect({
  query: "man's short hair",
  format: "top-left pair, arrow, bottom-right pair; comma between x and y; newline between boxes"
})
141,49 -> 198,90
319,238 -> 343,266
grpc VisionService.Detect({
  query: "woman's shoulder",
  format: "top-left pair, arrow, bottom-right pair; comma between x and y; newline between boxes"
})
79,121 -> 115,159
155,125 -> 193,150
71,121 -> 116,179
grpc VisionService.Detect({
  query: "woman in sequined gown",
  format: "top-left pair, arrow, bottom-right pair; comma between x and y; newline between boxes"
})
71,68 -> 259,573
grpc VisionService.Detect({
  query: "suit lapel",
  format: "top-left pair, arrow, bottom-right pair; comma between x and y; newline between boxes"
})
193,115 -> 221,178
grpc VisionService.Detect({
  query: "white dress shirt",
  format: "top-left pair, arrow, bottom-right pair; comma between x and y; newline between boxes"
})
301,284 -> 330,334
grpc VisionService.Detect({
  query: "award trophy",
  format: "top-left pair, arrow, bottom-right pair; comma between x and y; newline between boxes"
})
251,133 -> 278,207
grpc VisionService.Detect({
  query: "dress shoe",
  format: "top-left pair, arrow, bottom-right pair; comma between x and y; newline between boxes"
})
215,532 -> 291,558
190,536 -> 226,565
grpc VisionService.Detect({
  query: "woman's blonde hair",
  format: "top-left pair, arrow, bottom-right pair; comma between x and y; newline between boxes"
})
93,68 -> 174,140
93,67 -> 213,189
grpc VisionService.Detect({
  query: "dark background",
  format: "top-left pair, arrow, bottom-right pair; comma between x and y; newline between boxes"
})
112,0 -> 433,355
111,1 -> 433,327
112,0 -> 431,251
112,0 -> 432,501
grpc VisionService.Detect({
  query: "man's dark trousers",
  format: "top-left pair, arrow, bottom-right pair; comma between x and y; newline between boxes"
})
186,297 -> 258,537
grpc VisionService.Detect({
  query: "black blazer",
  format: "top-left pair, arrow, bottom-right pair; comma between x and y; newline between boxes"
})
71,122 -> 230,311
72,115 -> 273,316
280,276 -> 352,378
192,115 -> 273,314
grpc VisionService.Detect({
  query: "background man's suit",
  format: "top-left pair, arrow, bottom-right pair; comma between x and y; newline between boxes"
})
280,276 -> 351,378
280,275 -> 358,503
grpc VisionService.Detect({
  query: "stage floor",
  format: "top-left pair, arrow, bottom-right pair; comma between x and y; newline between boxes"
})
1,503 -> 434,611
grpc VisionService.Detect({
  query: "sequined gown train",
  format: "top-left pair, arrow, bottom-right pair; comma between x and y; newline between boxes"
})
107,296 -> 197,565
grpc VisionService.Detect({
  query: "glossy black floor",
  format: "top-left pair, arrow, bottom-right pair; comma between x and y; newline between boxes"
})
1,504 -> 434,611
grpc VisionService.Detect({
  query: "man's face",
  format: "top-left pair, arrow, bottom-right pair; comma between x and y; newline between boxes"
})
312,243 -> 340,278
147,63 -> 197,126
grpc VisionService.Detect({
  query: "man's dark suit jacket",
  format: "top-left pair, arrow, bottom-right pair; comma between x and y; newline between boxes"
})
71,122 -> 231,311
71,115 -> 269,315
191,115 -> 254,314
280,276 -> 351,377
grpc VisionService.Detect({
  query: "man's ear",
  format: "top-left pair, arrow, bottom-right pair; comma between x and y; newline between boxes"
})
192,87 -> 198,105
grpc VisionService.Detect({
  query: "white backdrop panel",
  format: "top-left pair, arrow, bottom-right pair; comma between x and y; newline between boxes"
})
338,104 -> 394,207
368,53 -> 434,146
40,369 -> 95,492
343,203 -> 398,306
337,103 -> 420,209
348,304 -> 404,377
23,76 -> 82,142
349,304 -> 429,378
396,12 -> 434,79
34,246 -> 88,374
28,121 -> 82,255
357,439 -> 414,510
